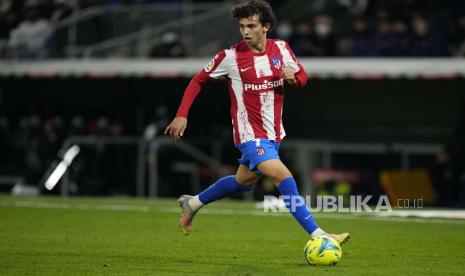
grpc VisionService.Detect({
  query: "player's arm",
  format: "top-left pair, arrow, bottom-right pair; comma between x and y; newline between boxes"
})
281,41 -> 308,87
164,73 -> 209,140
165,51 -> 229,140
282,63 -> 308,87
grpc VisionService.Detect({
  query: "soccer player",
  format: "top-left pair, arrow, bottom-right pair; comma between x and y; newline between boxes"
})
164,0 -> 349,245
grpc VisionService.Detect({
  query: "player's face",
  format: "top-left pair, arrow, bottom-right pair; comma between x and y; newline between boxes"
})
239,15 -> 270,50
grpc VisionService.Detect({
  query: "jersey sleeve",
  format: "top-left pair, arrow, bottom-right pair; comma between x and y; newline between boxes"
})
175,50 -> 230,117
275,40 -> 308,87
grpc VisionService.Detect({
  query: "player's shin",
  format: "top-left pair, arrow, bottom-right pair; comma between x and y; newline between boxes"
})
277,177 -> 326,238
188,175 -> 253,212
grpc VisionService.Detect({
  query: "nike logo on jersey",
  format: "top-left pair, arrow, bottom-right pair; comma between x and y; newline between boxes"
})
240,67 -> 252,72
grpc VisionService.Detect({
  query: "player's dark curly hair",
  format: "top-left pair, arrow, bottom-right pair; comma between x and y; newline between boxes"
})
231,0 -> 277,31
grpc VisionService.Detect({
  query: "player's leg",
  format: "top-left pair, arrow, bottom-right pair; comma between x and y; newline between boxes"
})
257,159 -> 323,237
257,159 -> 350,245
178,165 -> 260,235
196,164 -> 259,205
235,164 -> 262,185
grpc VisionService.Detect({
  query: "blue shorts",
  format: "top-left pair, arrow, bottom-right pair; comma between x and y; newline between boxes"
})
236,139 -> 281,173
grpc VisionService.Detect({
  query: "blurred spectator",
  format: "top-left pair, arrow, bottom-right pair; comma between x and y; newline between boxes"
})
409,15 -> 447,57
391,19 -> 410,56
348,16 -> 376,56
287,15 -> 337,56
373,18 -> 401,56
311,14 -> 337,56
289,21 -> 313,56
275,19 -> 294,41
8,5 -> 53,59
150,31 -> 185,58
447,15 -> 465,56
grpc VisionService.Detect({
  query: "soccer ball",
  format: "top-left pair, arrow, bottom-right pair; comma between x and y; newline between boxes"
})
304,236 -> 342,266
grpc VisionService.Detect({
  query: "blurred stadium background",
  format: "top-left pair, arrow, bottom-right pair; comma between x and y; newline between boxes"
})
0,0 -> 464,210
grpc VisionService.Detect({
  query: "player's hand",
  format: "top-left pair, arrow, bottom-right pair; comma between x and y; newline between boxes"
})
164,117 -> 187,140
282,67 -> 297,85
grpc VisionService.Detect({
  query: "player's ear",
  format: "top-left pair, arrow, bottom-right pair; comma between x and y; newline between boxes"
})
263,23 -> 271,33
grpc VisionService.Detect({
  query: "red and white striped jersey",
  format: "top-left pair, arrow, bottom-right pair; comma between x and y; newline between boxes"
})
176,39 -> 308,145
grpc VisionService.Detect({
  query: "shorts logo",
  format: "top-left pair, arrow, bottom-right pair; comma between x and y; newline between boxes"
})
256,148 -> 265,156
272,57 -> 281,69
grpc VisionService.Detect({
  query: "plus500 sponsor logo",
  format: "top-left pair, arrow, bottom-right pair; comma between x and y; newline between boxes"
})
244,79 -> 283,91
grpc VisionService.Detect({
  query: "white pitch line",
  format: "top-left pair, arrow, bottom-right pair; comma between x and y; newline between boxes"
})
373,210 -> 465,219
1,200 -> 465,225
0,200 -> 151,212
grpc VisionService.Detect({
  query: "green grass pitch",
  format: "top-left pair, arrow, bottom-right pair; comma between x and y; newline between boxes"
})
1,195 -> 465,275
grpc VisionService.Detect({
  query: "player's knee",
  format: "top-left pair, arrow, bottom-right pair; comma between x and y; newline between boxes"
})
270,171 -> 293,185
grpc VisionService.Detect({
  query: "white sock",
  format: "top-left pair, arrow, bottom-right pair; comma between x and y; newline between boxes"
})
188,195 -> 204,212
310,228 -> 327,238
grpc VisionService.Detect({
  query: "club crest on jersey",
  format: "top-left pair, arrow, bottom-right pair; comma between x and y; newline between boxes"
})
256,148 -> 265,156
272,57 -> 281,69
